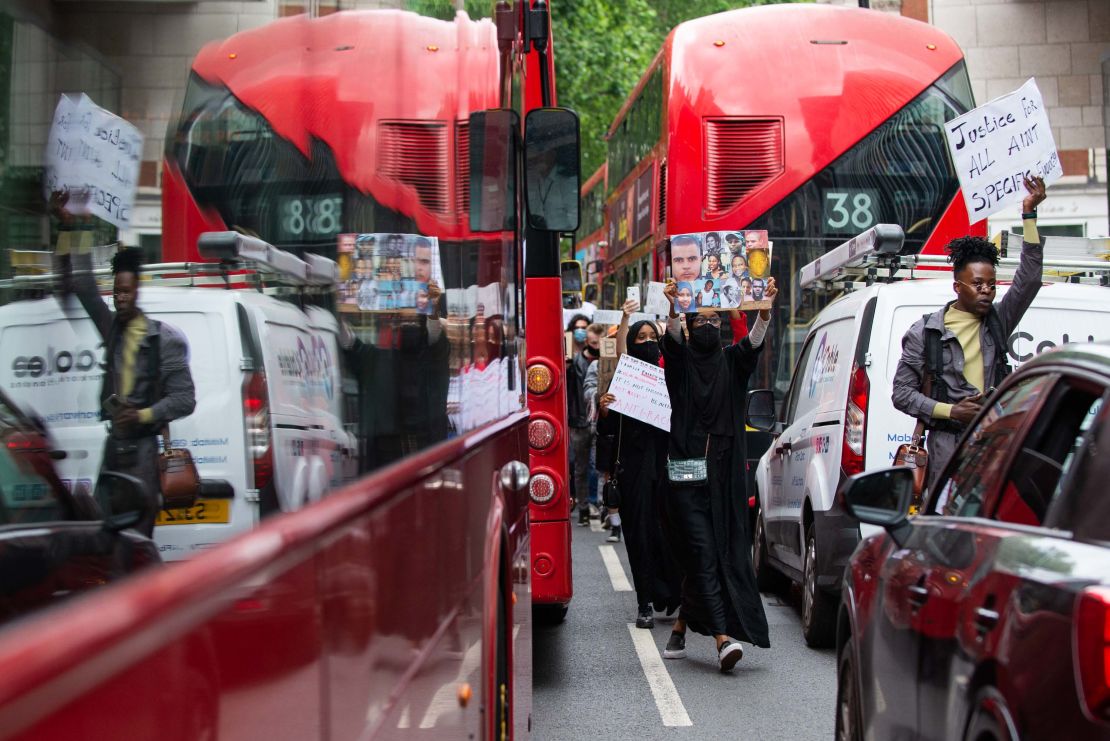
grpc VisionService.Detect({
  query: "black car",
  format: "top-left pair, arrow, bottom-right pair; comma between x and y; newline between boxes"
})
0,390 -> 161,625
836,343 -> 1110,740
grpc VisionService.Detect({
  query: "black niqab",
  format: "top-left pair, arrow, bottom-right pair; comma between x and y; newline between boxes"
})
626,320 -> 661,365
686,323 -> 733,437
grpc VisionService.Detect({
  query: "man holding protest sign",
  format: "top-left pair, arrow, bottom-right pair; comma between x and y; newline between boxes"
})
892,174 -> 1047,491
657,277 -> 776,672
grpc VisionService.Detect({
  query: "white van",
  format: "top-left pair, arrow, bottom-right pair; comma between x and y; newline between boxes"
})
752,229 -> 1110,647
0,238 -> 354,561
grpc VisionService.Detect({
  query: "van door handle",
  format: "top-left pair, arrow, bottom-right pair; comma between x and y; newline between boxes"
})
775,441 -> 792,456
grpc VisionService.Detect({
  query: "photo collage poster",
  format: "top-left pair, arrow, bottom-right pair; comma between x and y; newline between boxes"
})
669,230 -> 773,313
337,233 -> 443,314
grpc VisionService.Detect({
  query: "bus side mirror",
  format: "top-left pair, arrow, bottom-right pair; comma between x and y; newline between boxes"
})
561,259 -> 583,296
584,283 -> 599,304
524,108 -> 580,233
468,109 -> 519,233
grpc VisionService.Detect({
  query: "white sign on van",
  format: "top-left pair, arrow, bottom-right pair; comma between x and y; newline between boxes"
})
43,94 -> 144,228
945,78 -> 1062,223
608,354 -> 670,432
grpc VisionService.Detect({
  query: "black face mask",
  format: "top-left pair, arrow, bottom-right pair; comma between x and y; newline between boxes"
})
689,323 -> 720,351
584,345 -> 599,358
628,340 -> 661,365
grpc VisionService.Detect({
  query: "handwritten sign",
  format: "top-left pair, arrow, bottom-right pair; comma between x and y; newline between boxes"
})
43,94 -> 143,228
592,310 -> 624,325
945,78 -> 1061,223
608,354 -> 670,432
645,282 -> 671,316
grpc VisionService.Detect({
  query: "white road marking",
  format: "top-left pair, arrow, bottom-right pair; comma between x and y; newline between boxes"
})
599,545 -> 633,591
627,624 -> 693,727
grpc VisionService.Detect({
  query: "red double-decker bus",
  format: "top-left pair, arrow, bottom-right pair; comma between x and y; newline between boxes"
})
0,4 -> 577,739
599,4 -> 984,390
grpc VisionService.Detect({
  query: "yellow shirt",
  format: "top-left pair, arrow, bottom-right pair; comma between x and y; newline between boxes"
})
119,314 -> 147,400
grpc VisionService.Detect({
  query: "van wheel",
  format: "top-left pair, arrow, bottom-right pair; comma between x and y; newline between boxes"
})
753,507 -> 786,593
802,524 -> 836,648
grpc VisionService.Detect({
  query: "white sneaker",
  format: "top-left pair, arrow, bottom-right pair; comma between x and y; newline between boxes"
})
717,640 -> 743,673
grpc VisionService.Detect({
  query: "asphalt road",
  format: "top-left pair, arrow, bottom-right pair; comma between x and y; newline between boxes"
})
533,519 -> 837,740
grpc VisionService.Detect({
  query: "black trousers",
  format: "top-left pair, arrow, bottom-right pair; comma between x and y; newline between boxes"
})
666,484 -> 727,636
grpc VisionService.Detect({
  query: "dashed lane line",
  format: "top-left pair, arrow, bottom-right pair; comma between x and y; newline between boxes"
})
627,623 -> 693,727
598,544 -> 633,592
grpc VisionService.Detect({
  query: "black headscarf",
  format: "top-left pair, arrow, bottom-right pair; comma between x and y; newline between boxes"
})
686,316 -> 733,437
626,320 -> 661,366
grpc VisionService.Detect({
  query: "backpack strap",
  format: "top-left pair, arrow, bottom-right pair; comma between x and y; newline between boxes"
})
922,312 -> 948,405
985,307 -> 1013,387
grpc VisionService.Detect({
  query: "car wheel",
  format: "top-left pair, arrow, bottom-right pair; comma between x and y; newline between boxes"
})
753,507 -> 786,593
836,637 -> 863,741
963,686 -> 1015,741
802,523 -> 837,648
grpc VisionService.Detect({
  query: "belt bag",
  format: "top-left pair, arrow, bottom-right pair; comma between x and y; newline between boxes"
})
667,437 -> 710,486
160,424 -> 200,511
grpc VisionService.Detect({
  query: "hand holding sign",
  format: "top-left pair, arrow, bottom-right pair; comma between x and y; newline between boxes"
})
944,78 -> 1061,222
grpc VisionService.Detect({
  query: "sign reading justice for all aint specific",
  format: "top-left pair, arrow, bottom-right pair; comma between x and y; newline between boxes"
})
945,78 -> 1062,223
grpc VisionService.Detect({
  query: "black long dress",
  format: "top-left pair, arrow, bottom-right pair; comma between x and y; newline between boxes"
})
661,329 -> 771,648
597,407 -> 682,612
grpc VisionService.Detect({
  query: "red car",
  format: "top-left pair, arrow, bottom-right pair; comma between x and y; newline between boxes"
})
0,390 -> 161,625
836,343 -> 1110,740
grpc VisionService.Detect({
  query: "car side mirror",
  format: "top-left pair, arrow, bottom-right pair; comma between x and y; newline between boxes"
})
95,471 -> 154,534
746,389 -> 777,433
840,468 -> 915,540
524,108 -> 580,233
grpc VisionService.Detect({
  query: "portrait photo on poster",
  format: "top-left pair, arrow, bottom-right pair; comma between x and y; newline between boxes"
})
346,233 -> 443,313
669,229 -> 773,312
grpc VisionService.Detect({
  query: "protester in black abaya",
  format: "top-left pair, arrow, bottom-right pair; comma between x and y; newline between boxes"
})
596,313 -> 683,629
659,278 -> 776,673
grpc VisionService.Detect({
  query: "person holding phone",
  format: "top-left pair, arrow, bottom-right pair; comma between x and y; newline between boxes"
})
54,191 -> 196,536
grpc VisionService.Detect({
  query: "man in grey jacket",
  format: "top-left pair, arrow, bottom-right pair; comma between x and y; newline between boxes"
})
892,175 -> 1047,489
57,216 -> 196,536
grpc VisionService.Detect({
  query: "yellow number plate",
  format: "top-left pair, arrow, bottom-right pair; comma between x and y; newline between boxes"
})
155,499 -> 231,526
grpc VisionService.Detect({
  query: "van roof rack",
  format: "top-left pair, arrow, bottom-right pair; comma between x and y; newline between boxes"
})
800,225 -> 1110,294
0,232 -> 338,295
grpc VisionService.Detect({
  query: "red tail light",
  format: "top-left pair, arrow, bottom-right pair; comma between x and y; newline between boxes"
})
842,363 -> 869,477
242,371 -> 273,491
1075,586 -> 1110,723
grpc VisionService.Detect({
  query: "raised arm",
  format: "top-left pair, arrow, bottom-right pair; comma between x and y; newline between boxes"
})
52,190 -> 113,339
995,175 -> 1047,334
616,298 -> 638,356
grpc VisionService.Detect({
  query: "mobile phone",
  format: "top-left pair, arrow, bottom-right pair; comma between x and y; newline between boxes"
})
627,286 -> 641,305
102,394 -> 125,416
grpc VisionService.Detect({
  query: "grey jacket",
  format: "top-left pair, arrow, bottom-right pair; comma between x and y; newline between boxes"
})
71,251 -> 196,439
891,237 -> 1044,484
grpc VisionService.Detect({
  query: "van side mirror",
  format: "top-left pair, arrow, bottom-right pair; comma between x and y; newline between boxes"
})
468,109 -> 519,233
524,108 -> 580,233
95,471 -> 154,534
746,389 -> 777,432
840,468 -> 915,542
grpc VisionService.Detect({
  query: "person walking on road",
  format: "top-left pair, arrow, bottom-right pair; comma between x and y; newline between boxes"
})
658,280 -> 774,672
595,303 -> 683,628
892,175 -> 1047,490
567,315 -> 600,526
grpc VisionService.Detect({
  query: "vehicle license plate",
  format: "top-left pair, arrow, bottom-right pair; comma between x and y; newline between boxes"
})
156,499 -> 230,526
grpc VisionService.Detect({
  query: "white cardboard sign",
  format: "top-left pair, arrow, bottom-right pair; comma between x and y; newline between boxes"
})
608,353 -> 670,432
944,78 -> 1061,223
645,282 -> 671,316
43,94 -> 144,229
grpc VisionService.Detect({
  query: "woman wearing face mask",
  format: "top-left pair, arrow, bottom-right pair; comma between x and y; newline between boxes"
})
566,314 -> 596,525
595,302 -> 683,629
659,277 -> 778,673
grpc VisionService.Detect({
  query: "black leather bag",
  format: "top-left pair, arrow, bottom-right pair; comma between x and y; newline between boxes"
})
602,417 -> 623,508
